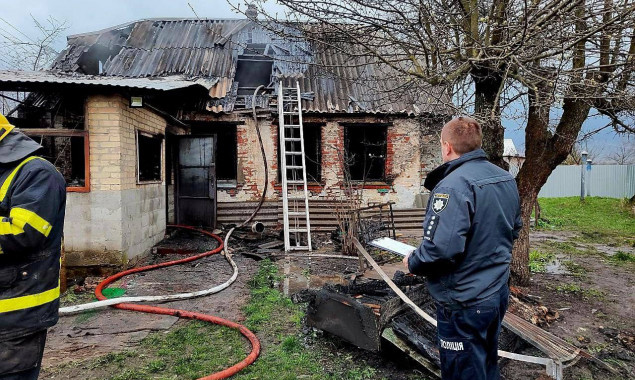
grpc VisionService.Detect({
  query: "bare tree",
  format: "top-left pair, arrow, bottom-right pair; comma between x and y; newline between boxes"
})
235,0 -> 635,284
0,15 -> 68,114
607,139 -> 635,164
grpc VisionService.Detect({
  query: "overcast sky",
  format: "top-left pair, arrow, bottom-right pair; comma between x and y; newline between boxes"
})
0,0 -> 629,157
0,0 -> 285,52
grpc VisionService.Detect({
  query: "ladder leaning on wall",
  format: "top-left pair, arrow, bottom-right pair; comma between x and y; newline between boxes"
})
277,80 -> 312,251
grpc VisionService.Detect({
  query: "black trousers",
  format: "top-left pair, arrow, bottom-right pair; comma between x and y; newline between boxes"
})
436,285 -> 509,380
0,330 -> 47,380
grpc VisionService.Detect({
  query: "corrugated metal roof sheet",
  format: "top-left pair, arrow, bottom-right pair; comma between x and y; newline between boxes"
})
0,70 -> 218,91
46,19 -> 450,114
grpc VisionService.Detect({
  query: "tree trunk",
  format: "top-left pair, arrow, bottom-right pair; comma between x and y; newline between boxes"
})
511,90 -> 592,285
472,69 -> 507,170
511,187 -> 537,285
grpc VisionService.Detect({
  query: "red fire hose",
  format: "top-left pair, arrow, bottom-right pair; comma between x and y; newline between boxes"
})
94,225 -> 260,380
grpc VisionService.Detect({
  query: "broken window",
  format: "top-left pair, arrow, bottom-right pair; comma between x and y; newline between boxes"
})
192,124 -> 237,184
235,43 -> 273,96
137,131 -> 163,183
23,130 -> 90,192
278,124 -> 322,183
344,125 -> 387,181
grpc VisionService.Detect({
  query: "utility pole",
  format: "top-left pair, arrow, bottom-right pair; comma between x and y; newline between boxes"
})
586,158 -> 592,197
580,150 -> 588,201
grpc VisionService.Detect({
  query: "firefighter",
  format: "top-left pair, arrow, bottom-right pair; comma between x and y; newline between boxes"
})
404,116 -> 522,380
0,114 -> 66,380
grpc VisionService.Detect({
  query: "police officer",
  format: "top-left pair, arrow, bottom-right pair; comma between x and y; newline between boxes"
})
0,114 -> 66,380
404,116 -> 521,380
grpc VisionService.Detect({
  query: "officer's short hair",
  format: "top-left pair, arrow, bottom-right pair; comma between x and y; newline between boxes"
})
442,116 -> 483,154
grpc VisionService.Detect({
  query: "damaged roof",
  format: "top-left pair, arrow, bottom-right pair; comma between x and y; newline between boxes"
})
0,70 -> 218,92
37,18 -> 451,114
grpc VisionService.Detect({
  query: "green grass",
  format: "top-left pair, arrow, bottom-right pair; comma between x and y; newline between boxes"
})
542,241 -> 597,255
243,259 -> 303,333
529,249 -> 555,273
610,251 -> 635,263
60,290 -> 79,304
537,197 -> 635,245
607,251 -> 635,267
562,260 -> 588,276
63,259 -> 394,380
234,259 -> 383,380
556,283 -> 606,299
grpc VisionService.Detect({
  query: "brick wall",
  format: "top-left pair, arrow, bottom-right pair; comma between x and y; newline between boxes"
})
217,117 -> 440,209
420,120 -> 444,192
218,118 -> 278,202
65,94 -> 167,267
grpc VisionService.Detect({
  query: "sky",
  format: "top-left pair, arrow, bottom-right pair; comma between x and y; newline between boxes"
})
0,0 -> 631,160
0,0 -> 286,53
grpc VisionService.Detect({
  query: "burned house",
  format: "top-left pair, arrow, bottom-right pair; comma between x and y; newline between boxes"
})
0,14 -> 449,268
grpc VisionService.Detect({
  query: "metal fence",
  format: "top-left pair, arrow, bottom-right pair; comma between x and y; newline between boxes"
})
538,165 -> 635,198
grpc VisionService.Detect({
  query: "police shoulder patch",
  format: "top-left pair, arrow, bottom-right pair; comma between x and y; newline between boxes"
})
431,193 -> 450,214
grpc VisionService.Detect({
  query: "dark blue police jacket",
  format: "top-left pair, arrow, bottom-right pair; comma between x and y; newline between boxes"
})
408,149 -> 522,306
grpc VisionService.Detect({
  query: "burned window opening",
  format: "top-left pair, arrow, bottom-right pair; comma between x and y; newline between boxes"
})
137,131 -> 163,183
21,129 -> 90,192
192,125 -> 237,183
31,134 -> 88,189
76,43 -> 122,76
17,94 -> 89,192
345,125 -> 387,182
235,43 -> 274,96
278,125 -> 322,183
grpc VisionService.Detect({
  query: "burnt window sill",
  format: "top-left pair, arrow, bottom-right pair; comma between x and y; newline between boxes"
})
344,181 -> 392,190
273,182 -> 324,191
217,180 -> 238,189
137,180 -> 163,186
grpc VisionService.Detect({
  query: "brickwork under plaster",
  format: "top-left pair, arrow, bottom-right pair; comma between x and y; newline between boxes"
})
217,117 -> 441,208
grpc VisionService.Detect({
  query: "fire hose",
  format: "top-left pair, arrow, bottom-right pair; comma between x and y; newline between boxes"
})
59,225 -> 260,379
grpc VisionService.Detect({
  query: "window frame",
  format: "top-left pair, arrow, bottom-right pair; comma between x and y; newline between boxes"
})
136,129 -> 164,184
277,124 -> 323,184
22,128 -> 91,193
192,124 -> 238,186
343,124 -> 389,183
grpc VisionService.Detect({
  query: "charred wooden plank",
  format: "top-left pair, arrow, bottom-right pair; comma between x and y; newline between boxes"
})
306,289 -> 381,351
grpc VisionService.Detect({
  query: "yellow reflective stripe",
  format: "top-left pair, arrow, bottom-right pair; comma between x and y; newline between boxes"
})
0,283 -> 60,314
0,218 -> 24,236
0,156 -> 43,202
8,207 -> 52,237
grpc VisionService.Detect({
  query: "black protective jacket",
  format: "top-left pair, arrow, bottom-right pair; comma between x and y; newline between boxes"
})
408,149 -> 522,306
0,130 -> 66,340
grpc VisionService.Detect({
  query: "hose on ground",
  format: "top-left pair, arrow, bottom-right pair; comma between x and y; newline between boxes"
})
60,226 -> 259,379
59,226 -> 237,315
92,225 -> 260,380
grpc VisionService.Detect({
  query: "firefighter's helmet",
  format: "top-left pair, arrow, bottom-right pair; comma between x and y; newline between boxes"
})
0,114 -> 15,143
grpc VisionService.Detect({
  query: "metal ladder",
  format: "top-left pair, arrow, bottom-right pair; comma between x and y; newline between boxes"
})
277,80 -> 312,251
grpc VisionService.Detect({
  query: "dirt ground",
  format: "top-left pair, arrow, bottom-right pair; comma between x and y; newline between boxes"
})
41,229 -> 258,377
500,231 -> 635,380
279,230 -> 635,380
41,228 -> 634,380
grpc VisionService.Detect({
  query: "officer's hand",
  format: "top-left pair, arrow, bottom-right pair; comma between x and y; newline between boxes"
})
402,253 -> 410,271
